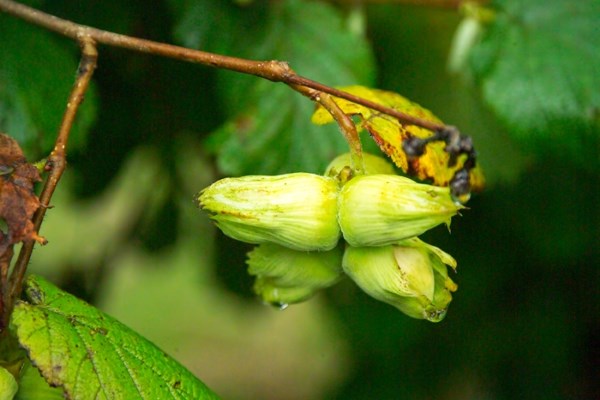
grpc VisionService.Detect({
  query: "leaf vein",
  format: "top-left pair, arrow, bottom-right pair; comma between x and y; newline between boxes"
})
104,338 -> 147,399
119,342 -> 184,399
72,323 -> 110,399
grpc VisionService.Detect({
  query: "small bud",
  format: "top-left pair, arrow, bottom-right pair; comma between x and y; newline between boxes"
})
342,239 -> 457,322
197,173 -> 340,251
338,175 -> 463,247
324,152 -> 396,180
247,243 -> 343,307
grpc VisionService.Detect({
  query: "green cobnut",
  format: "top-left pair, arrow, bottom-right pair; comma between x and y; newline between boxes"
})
197,173 -> 340,251
338,174 -> 463,247
247,243 -> 343,307
342,238 -> 457,322
0,366 -> 17,400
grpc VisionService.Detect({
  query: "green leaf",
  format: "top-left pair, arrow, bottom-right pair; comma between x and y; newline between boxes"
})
0,16 -> 97,157
10,275 -> 220,400
468,0 -> 600,169
169,0 -> 242,55
173,0 -> 375,175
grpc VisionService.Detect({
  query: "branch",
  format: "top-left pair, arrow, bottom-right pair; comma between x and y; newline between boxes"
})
287,82 -> 365,173
0,0 -> 446,132
6,39 -> 98,315
288,76 -> 444,130
0,245 -> 13,331
314,94 -> 365,174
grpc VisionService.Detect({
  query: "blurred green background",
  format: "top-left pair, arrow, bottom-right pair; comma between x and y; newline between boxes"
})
1,0 -> 598,399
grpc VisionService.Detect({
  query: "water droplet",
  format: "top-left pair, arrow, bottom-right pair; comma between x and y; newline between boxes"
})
269,302 -> 289,310
425,308 -> 447,323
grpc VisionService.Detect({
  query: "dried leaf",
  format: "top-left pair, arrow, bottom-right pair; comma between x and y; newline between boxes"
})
312,86 -> 485,190
0,133 -> 42,253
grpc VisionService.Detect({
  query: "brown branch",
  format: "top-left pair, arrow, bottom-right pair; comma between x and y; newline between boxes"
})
314,94 -> 365,174
288,76 -> 444,130
0,245 -> 14,331
289,82 -> 365,173
6,39 -> 98,314
0,0 -> 446,132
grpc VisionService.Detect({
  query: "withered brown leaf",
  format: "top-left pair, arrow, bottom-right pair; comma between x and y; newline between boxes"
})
0,134 -> 43,253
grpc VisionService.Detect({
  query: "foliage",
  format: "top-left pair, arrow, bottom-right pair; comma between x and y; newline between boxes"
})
468,0 -> 600,170
11,275 -> 219,399
0,0 -> 598,399
173,0 -> 376,175
0,12 -> 97,157
312,85 -> 485,189
0,135 -> 41,253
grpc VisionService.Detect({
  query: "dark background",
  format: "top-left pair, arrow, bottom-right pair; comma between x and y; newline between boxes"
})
1,1 -> 598,399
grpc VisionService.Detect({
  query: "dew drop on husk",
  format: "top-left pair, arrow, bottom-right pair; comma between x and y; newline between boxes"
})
425,308 -> 448,323
269,302 -> 289,311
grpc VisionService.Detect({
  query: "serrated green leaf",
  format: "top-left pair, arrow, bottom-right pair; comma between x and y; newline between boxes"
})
0,16 -> 97,157
468,0 -> 600,168
169,0 -> 243,55
206,83 -> 354,174
174,0 -> 375,175
10,275 -> 219,400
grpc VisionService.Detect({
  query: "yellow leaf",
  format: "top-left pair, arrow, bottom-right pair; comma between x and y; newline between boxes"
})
312,85 -> 484,190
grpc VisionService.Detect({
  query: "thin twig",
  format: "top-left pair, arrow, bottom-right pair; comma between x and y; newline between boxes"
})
288,76 -> 444,130
0,0 -> 446,132
289,82 -> 365,173
314,93 -> 365,174
6,39 -> 98,313
0,245 -> 14,331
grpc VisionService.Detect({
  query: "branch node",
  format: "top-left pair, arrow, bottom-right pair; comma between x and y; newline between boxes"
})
316,93 -> 364,174
5,37 -> 98,319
